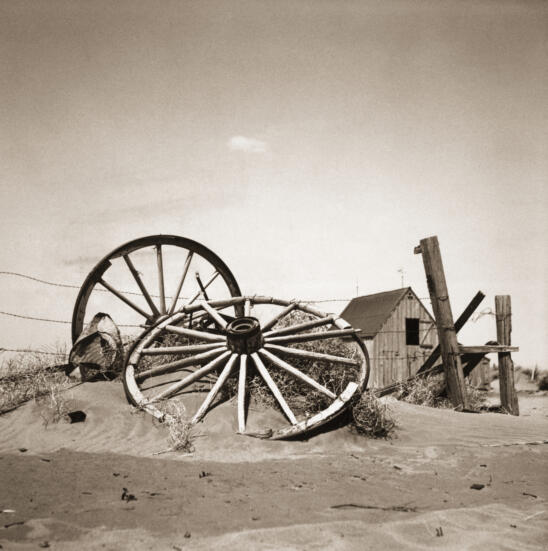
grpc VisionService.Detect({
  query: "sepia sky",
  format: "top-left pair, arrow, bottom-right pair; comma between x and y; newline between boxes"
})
1,0 -> 546,366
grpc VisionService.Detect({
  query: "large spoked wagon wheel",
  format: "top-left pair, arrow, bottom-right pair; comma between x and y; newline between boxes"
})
123,296 -> 370,440
72,235 -> 242,343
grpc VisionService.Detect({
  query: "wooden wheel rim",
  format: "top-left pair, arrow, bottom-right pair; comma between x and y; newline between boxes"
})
123,296 -> 370,440
71,235 -> 242,343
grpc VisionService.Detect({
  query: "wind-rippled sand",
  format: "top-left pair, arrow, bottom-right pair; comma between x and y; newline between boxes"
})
1,381 -> 547,549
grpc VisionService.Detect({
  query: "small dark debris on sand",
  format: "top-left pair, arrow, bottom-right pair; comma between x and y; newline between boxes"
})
121,488 -> 137,502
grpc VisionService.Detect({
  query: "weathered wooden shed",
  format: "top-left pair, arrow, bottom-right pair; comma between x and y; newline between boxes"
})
340,287 -> 438,388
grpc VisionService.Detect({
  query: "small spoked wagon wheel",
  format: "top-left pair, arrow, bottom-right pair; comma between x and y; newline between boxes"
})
123,296 -> 370,440
71,235 -> 242,343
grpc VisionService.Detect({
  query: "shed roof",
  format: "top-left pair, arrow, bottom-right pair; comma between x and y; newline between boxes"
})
340,287 -> 414,338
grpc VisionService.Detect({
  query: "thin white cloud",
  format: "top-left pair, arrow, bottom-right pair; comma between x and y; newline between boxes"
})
228,135 -> 268,153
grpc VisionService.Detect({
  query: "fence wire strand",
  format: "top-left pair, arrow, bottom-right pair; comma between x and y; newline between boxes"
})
1,269 -> 437,358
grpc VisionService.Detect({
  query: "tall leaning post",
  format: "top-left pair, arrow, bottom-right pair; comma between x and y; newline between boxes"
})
414,236 -> 469,410
495,295 -> 519,415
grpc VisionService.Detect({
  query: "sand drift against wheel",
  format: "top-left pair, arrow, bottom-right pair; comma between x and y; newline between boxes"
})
72,236 -> 370,440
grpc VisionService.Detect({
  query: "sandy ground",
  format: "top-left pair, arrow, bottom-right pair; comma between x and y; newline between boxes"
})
1,380 -> 547,550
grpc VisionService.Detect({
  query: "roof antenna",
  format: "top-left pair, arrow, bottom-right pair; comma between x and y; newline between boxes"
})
397,268 -> 404,288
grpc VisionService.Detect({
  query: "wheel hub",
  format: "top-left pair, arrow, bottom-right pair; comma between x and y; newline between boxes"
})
226,317 -> 263,354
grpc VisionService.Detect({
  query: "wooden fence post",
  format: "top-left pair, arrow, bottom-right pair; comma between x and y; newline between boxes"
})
495,295 -> 519,415
415,236 -> 469,410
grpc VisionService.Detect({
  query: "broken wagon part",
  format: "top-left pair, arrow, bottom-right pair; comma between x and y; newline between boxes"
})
71,235 -> 243,343
122,296 -> 370,440
68,313 -> 123,381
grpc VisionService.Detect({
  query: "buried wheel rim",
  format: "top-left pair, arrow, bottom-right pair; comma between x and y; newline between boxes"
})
122,296 -> 370,440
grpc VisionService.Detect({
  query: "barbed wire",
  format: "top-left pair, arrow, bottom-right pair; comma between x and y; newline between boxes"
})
0,344 -> 423,363
0,270 -> 438,359
0,309 -> 437,336
0,347 -> 69,357
0,270 -> 431,303
0,271 -> 161,298
0,310 -> 71,324
0,310 -> 141,328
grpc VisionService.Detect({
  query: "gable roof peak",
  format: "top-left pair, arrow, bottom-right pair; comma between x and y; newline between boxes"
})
340,287 -> 418,338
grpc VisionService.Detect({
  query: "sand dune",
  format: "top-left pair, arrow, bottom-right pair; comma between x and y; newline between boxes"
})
1,381 -> 547,549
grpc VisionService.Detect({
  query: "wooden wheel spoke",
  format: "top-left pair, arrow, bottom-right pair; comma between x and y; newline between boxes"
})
251,353 -> 297,425
264,343 -> 360,367
263,315 -> 334,338
123,254 -> 161,318
168,251 -> 194,314
199,300 -> 227,329
156,244 -> 167,314
165,325 -> 227,343
264,328 -> 358,345
195,272 -> 210,301
98,278 -> 154,321
244,299 -> 251,317
141,342 -> 225,356
137,346 -> 228,381
259,348 -> 336,399
261,303 -> 297,332
191,354 -> 238,423
238,354 -> 247,433
148,350 -> 231,403
188,271 -> 220,305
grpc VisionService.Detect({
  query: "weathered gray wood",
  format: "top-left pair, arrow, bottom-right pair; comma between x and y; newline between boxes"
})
459,345 -> 519,354
251,352 -> 297,424
238,354 -> 247,433
168,251 -> 193,314
264,343 -> 360,366
123,254 -> 161,318
199,300 -> 228,329
99,278 -> 154,321
165,324 -> 226,342
415,236 -> 468,409
495,295 -> 519,415
261,303 -> 297,332
156,244 -> 167,314
259,348 -> 336,399
265,328 -> 357,345
148,350 -> 231,402
263,315 -> 334,338
192,354 -> 238,423
188,271 -> 219,305
141,342 -> 224,355
137,346 -> 228,381
417,291 -> 485,375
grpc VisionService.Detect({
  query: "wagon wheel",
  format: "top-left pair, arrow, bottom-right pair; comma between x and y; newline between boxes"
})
123,296 -> 370,440
72,235 -> 242,343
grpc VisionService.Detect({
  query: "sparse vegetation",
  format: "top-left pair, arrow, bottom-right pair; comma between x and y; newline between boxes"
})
350,391 -> 397,438
538,373 -> 548,392
0,349 -> 71,416
221,310 -> 361,419
396,374 -> 449,408
156,401 -> 195,453
37,383 -> 74,427
396,371 -> 487,411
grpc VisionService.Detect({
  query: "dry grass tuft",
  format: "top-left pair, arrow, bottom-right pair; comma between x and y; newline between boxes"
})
537,373 -> 548,391
397,374 -> 449,408
156,401 -> 195,453
397,372 -> 487,410
222,309 -> 362,419
350,392 -> 397,438
0,349 -> 71,416
37,384 -> 74,427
